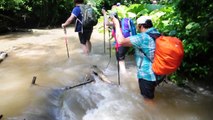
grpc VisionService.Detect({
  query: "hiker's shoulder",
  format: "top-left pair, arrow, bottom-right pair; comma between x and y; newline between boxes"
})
72,6 -> 81,15
73,6 -> 81,10
146,27 -> 160,34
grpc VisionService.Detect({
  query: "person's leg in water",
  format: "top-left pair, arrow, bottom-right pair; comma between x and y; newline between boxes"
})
81,44 -> 88,54
81,40 -> 91,55
116,46 -> 129,74
78,29 -> 93,55
119,60 -> 126,73
86,40 -> 92,53
138,78 -> 157,106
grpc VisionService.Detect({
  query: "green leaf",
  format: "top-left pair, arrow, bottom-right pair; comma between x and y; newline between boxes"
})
185,22 -> 200,30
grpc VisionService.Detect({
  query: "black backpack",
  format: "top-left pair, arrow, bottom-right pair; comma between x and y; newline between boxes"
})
80,5 -> 98,28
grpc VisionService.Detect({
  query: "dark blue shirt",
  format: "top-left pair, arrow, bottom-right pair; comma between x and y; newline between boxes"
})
72,6 -> 82,32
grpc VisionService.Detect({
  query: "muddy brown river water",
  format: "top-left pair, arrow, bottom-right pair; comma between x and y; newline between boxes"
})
0,27 -> 212,120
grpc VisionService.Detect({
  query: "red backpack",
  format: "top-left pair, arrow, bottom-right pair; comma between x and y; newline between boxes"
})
141,33 -> 184,75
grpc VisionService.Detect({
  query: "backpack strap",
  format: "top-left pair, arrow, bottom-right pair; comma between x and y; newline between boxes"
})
138,32 -> 161,62
146,32 -> 161,40
129,19 -> 137,36
127,19 -> 131,35
121,19 -> 125,33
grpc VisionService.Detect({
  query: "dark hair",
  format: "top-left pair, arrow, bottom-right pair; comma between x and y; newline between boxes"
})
141,20 -> 153,29
114,13 -> 119,20
74,0 -> 84,4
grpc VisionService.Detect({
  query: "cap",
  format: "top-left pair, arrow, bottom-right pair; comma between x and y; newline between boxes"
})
116,3 -> 121,6
136,16 -> 152,25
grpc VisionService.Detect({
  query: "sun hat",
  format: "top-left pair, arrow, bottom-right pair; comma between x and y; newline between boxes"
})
136,16 -> 152,25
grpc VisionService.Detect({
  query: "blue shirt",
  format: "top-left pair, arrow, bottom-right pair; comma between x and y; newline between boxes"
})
129,27 -> 160,81
72,6 -> 82,32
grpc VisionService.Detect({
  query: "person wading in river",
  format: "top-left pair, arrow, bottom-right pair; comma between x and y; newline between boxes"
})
61,0 -> 93,55
101,3 -> 133,74
111,15 -> 164,102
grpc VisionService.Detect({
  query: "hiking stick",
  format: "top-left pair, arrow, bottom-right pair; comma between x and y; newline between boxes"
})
63,28 -> 70,58
103,14 -> 106,53
108,27 -> 112,59
115,43 -> 120,85
117,58 -> 120,85
105,28 -> 113,69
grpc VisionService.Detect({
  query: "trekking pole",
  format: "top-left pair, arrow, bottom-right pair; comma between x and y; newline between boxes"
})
105,27 -> 113,69
115,43 -> 120,85
103,14 -> 106,53
108,27 -> 112,59
63,27 -> 70,58
117,58 -> 120,85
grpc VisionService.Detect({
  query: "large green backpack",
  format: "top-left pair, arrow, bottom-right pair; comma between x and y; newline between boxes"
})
80,5 -> 98,28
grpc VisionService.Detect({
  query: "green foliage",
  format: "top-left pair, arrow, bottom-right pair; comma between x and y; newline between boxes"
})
176,0 -> 213,82
0,0 -> 25,10
0,0 -> 73,29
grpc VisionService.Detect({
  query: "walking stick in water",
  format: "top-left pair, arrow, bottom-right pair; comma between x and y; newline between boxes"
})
115,43 -> 120,85
117,58 -> 120,85
105,27 -> 113,69
103,14 -> 106,53
63,28 -> 70,58
108,27 -> 112,59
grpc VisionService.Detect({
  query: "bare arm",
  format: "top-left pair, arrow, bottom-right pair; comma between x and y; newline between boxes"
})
61,13 -> 76,28
112,17 -> 133,46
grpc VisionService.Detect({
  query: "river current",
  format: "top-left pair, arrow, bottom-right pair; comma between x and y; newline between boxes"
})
0,27 -> 212,120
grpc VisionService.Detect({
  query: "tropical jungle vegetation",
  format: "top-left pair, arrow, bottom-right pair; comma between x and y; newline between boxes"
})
0,0 -> 212,86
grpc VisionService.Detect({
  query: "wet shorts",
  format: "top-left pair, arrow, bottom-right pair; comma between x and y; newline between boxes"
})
78,29 -> 93,45
138,78 -> 157,99
116,46 -> 129,61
